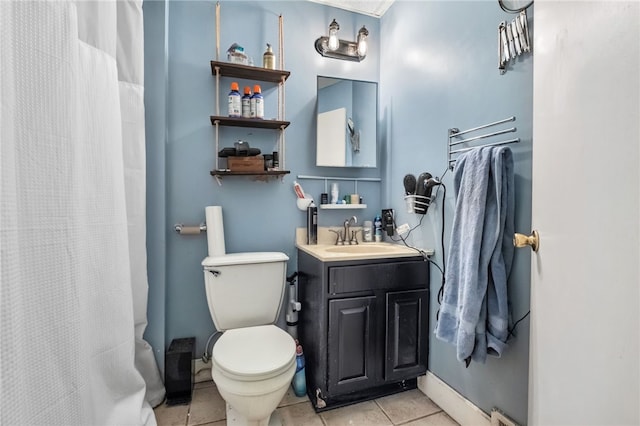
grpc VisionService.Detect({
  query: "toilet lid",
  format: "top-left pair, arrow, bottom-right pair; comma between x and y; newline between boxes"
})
213,325 -> 296,380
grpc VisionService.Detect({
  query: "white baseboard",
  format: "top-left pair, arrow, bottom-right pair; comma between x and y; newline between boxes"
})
418,371 -> 491,426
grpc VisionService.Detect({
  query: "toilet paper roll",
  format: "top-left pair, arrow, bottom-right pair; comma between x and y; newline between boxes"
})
179,226 -> 201,235
205,206 -> 226,256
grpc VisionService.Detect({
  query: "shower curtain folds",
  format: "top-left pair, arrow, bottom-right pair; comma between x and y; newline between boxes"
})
1,1 -> 164,424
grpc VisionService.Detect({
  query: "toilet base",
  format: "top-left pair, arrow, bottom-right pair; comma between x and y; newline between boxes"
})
212,351 -> 295,426
225,403 -> 283,426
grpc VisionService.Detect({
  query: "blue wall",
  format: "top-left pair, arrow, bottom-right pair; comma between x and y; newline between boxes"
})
143,0 -> 168,373
380,2 -> 532,424
144,0 -> 381,364
145,0 -> 532,423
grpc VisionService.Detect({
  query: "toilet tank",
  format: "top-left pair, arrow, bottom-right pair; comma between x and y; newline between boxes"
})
202,252 -> 289,331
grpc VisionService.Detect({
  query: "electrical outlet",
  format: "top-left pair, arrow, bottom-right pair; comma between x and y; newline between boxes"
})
396,223 -> 410,235
382,209 -> 394,236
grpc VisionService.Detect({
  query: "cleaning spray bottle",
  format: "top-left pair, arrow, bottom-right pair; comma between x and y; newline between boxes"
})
374,214 -> 382,242
241,86 -> 252,118
250,85 -> 264,119
292,343 -> 307,397
306,202 -> 317,245
228,82 -> 241,117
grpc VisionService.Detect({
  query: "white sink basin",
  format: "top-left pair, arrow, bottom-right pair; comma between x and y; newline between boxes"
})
297,242 -> 432,261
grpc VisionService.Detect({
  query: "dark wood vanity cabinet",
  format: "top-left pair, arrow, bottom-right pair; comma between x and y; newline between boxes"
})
328,295 -> 377,395
297,250 -> 430,411
385,289 -> 429,381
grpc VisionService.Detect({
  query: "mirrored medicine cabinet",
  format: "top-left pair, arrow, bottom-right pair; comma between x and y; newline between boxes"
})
316,76 -> 377,168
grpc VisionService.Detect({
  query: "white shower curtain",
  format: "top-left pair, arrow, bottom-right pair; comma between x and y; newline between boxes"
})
0,1 -> 163,424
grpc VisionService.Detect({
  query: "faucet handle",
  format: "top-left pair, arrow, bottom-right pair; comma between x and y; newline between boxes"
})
329,229 -> 344,245
350,230 -> 359,245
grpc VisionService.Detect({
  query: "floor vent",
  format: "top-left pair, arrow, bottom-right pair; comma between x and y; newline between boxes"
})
491,408 -> 519,426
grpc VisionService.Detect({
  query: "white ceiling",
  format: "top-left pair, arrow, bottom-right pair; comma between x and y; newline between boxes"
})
308,0 -> 395,18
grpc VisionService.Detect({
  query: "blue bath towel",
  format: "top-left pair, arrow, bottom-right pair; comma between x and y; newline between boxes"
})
435,146 -> 515,364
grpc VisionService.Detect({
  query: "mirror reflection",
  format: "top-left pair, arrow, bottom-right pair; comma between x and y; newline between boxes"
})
316,77 -> 377,168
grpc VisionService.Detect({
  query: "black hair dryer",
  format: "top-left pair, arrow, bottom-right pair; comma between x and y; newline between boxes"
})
415,172 -> 440,214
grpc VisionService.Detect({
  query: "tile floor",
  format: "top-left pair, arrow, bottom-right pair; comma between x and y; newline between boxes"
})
154,380 -> 459,426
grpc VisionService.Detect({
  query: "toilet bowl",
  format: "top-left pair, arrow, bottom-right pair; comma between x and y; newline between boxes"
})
211,325 -> 296,426
202,244 -> 295,426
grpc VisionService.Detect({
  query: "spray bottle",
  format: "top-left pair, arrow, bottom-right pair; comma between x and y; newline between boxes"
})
228,82 -> 241,117
306,202 -> 317,245
292,343 -> 307,397
250,84 -> 264,119
374,214 -> 382,242
241,86 -> 252,118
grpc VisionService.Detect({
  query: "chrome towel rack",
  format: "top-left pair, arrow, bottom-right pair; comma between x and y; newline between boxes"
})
448,116 -> 520,169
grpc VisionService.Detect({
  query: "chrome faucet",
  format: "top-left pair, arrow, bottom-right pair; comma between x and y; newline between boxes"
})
344,216 -> 358,245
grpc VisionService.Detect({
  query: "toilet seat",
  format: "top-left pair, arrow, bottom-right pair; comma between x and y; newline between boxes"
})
212,325 -> 295,382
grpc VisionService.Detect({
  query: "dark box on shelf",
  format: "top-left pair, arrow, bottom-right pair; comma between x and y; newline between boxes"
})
227,155 -> 264,172
165,337 -> 195,405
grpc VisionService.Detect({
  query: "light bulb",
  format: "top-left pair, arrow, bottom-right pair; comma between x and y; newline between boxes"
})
328,19 -> 340,51
328,33 -> 339,51
357,39 -> 367,57
357,26 -> 369,57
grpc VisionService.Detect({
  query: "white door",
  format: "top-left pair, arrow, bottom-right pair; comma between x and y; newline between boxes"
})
529,2 -> 639,424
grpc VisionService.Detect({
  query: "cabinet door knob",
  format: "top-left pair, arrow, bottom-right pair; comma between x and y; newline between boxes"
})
513,230 -> 539,252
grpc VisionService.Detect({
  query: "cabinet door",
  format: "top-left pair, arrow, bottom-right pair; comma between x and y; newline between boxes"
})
385,289 -> 428,381
328,296 -> 377,395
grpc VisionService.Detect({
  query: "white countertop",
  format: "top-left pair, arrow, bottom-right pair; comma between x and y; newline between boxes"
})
295,227 -> 434,262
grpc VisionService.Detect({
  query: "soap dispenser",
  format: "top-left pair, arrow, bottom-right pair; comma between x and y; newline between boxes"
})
262,43 -> 275,69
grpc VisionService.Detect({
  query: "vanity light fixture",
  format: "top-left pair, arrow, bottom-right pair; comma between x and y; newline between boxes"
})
315,19 -> 369,62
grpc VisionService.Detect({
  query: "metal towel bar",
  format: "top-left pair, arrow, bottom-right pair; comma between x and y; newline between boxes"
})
449,116 -> 515,137
448,116 -> 520,169
449,127 -> 516,147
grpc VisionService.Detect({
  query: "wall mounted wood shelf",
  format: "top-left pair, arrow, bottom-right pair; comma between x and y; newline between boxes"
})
210,170 -> 290,177
210,61 -> 290,83
211,7 -> 289,181
209,116 -> 290,129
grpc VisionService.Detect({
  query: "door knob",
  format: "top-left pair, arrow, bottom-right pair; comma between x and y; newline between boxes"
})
513,230 -> 539,252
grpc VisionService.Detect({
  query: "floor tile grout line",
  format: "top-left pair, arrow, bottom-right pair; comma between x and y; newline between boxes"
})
373,399 -> 396,425
319,413 -> 328,426
277,399 -> 312,409
157,384 -> 453,426
393,409 -> 445,426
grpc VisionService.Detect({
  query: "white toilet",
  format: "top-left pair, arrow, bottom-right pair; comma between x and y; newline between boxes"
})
202,252 -> 296,426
